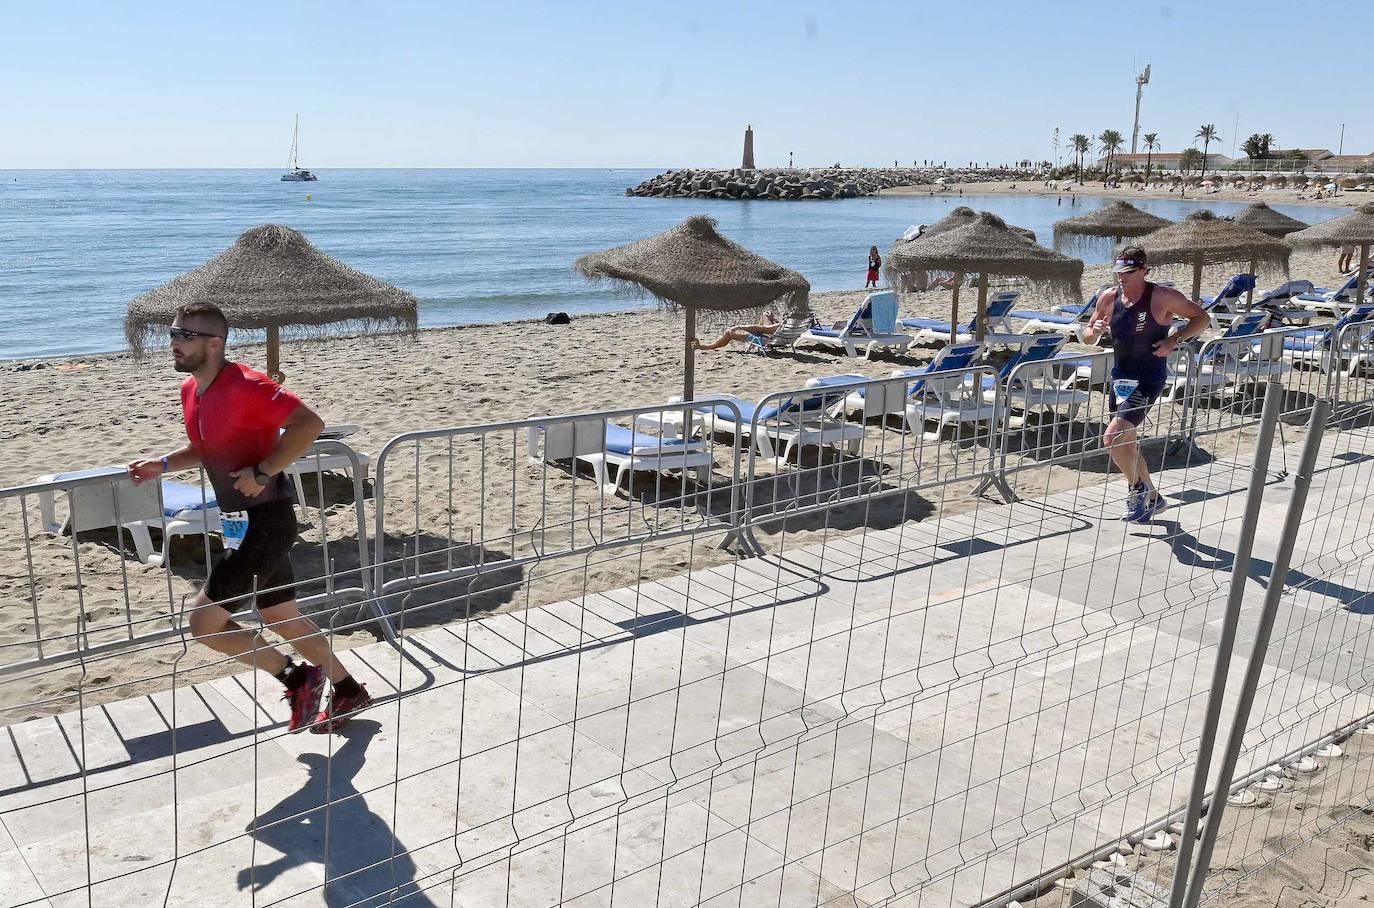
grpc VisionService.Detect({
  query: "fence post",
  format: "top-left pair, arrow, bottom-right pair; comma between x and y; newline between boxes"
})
1165,381 -> 1280,907
1177,396 -> 1330,908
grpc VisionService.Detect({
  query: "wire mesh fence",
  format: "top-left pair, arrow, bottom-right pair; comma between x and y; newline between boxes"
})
3,326 -> 1374,907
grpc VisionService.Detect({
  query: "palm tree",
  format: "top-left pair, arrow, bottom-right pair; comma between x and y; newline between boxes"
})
1260,133 -> 1275,158
1179,147 -> 1204,175
1099,129 -> 1124,185
1071,133 -> 1091,181
1143,133 -> 1160,183
1195,124 -> 1219,178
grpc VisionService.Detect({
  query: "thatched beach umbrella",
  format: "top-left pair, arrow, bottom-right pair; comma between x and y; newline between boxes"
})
1232,202 -> 1309,237
125,224 -> 417,382
1052,201 -> 1172,252
893,207 -> 1036,290
888,212 -> 1083,342
1132,209 -> 1291,307
1287,203 -> 1374,316
575,215 -> 809,400
1268,174 -> 1289,188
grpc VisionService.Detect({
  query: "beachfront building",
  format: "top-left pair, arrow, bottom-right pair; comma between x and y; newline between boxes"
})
1101,151 -> 1235,172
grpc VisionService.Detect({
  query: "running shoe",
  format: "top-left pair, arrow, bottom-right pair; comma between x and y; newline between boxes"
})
284,665 -> 327,733
1133,493 -> 1169,523
311,684 -> 374,734
1121,483 -> 1145,521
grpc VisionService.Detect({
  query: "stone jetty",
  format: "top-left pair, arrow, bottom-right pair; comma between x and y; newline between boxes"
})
625,166 -> 1033,200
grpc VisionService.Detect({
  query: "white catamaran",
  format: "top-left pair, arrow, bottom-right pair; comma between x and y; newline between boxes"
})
281,115 -> 318,182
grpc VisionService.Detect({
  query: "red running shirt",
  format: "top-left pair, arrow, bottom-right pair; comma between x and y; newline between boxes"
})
181,362 -> 302,510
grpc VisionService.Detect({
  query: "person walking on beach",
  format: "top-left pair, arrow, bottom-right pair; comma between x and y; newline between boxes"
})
128,302 -> 371,733
866,246 -> 882,288
1339,244 -> 1356,274
1082,246 -> 1210,523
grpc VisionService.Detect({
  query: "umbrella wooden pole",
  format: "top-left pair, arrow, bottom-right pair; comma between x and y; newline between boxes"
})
949,284 -> 961,346
1245,255 -> 1257,311
266,326 -> 283,382
975,274 -> 988,343
683,308 -> 696,402
1191,255 -> 1204,304
1360,244 -> 1370,312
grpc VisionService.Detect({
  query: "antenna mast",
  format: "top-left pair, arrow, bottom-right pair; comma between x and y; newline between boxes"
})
1130,64 -> 1151,154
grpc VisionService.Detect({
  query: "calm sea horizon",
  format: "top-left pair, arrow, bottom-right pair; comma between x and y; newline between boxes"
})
0,168 -> 1347,361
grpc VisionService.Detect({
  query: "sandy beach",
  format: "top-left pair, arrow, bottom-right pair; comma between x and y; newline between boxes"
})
890,180 -> 1363,209
0,245 -> 1353,724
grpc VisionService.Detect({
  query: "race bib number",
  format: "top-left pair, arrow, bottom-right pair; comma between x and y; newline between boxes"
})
1112,379 -> 1140,404
221,511 -> 249,551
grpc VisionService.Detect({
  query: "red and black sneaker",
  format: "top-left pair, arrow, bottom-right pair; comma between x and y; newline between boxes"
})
283,665 -> 327,733
310,684 -> 374,734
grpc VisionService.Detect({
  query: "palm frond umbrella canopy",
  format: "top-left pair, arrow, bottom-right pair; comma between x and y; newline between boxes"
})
1052,201 -> 1172,253
887,212 -> 1083,342
125,224 -> 418,382
890,207 -> 1036,291
918,206 -> 1037,241
574,215 -> 810,400
1131,209 -> 1291,306
1232,202 -> 1309,237
1287,203 -> 1374,317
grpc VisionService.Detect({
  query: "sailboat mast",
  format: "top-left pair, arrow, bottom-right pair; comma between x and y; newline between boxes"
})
288,115 -> 299,170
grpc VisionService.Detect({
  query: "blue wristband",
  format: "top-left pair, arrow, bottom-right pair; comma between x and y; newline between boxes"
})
160,456 -> 170,472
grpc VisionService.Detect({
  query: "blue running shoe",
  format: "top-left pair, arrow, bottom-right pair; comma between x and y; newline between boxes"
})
1121,483 -> 1145,521
1133,492 -> 1169,523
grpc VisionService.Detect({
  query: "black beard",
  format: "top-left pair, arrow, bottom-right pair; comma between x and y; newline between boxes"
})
173,357 -> 198,373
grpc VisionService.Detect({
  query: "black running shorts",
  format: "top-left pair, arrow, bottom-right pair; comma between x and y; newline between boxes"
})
1107,374 -> 1167,428
205,498 -> 298,610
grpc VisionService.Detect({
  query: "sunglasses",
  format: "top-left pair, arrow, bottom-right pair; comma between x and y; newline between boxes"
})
169,327 -> 224,342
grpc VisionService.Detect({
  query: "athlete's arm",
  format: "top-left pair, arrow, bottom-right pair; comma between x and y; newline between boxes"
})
128,444 -> 201,485
1081,288 -> 1116,345
228,403 -> 328,497
1153,288 -> 1211,357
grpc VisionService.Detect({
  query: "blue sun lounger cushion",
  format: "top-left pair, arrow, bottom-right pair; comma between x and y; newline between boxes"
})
601,424 -> 699,456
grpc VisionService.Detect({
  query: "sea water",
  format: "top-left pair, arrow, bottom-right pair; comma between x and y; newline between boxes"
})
0,168 -> 1345,360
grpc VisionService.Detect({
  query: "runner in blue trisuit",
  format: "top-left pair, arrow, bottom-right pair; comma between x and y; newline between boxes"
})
1082,246 -> 1211,523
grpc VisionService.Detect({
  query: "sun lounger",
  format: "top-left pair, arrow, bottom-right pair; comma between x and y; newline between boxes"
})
821,342 -> 986,420
1013,288 -> 1107,343
527,421 -> 715,497
1162,311 -> 1274,402
901,292 -> 1033,350
1249,280 -> 1319,325
668,389 -> 867,464
973,336 -> 1088,418
744,314 -> 813,354
1199,274 -> 1258,326
35,468 -> 222,567
1279,303 -> 1374,375
798,291 -> 912,358
1294,267 -> 1374,316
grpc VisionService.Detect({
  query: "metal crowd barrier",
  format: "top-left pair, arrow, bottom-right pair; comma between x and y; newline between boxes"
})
0,439 -> 377,684
6,332 -> 1374,906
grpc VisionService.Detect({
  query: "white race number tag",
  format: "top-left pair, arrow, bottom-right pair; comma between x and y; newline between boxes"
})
221,510 -> 249,551
1112,379 -> 1140,404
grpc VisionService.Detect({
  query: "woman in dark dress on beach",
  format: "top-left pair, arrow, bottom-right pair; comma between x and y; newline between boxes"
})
866,246 -> 881,289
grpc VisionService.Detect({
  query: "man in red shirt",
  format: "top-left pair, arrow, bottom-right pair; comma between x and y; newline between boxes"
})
128,302 -> 370,732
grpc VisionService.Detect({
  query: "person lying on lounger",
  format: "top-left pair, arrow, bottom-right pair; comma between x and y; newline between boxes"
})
690,311 -> 779,350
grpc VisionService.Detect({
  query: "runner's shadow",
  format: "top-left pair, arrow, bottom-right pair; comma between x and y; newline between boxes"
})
1153,519 -> 1374,611
237,720 -> 436,906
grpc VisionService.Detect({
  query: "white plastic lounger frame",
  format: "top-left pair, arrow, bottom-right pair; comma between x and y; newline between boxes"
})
673,393 -> 867,464
798,291 -> 913,359
35,468 -> 222,567
526,420 -> 715,497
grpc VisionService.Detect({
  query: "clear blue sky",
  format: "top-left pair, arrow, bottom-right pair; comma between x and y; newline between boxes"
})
1,0 -> 1366,169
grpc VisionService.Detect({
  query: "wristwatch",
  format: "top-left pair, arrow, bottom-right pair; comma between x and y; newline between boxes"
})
253,467 -> 272,486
